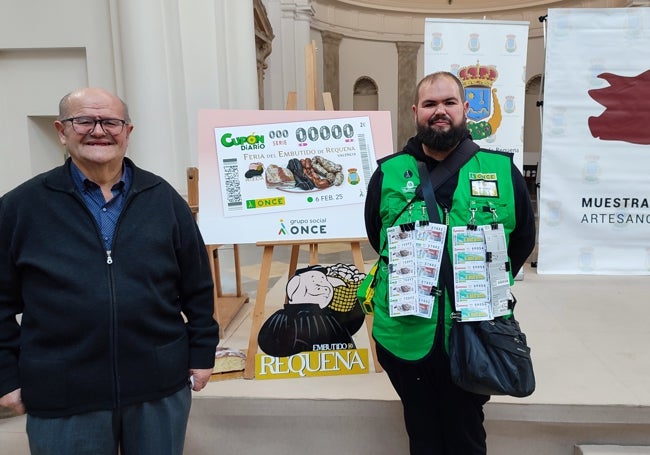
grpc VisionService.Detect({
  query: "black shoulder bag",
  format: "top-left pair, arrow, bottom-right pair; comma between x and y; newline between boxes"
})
416,143 -> 536,398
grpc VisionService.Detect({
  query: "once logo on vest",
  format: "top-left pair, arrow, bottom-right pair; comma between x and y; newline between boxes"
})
469,172 -> 499,198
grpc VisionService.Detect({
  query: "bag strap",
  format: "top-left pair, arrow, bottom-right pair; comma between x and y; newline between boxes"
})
416,138 -> 479,223
417,161 -> 455,311
416,139 -> 479,314
417,162 -> 441,223
378,140 -> 477,255
428,138 -> 480,192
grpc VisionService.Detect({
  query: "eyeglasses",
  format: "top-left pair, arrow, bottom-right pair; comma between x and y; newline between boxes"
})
61,116 -> 128,135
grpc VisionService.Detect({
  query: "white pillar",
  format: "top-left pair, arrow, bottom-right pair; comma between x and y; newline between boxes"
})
212,0 -> 259,109
262,0 -> 283,109
267,0 -> 313,109
114,0 -> 189,191
113,0 -> 259,192
178,0 -> 258,173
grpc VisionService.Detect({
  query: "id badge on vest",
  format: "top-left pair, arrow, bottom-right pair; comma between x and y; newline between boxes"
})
451,224 -> 511,321
386,222 -> 447,318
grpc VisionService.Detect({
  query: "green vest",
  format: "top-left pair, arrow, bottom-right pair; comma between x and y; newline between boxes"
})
372,151 -> 516,360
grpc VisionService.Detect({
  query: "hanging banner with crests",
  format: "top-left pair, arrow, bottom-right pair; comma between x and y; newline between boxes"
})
424,18 -> 530,171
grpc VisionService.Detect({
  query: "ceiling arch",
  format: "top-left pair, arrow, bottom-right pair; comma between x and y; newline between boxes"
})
311,0 -> 630,42
321,0 -> 588,14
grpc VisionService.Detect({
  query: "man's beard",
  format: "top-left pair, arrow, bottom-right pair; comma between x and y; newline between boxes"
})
416,116 -> 468,152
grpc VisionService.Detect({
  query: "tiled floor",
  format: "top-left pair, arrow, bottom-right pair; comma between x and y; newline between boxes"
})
3,240 -> 650,453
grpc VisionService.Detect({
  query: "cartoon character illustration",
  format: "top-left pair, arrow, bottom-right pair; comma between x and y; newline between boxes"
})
257,263 -> 366,358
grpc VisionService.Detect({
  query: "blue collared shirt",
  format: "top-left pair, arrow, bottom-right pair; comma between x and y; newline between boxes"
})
70,161 -> 133,250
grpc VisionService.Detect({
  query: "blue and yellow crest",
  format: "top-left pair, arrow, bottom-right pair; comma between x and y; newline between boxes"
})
458,61 -> 502,140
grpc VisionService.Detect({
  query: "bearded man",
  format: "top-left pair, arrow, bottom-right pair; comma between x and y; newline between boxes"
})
363,72 -> 536,454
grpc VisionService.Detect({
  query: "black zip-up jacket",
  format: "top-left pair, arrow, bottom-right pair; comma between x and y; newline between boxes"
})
0,158 -> 219,417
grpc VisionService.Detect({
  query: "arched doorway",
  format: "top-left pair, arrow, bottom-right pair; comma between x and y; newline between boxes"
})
353,76 -> 378,111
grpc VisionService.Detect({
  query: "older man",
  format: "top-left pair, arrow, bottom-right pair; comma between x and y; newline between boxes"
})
0,88 -> 219,454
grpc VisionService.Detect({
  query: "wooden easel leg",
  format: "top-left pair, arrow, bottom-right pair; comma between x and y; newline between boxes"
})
212,245 -> 224,298
244,244 -> 275,379
233,244 -> 243,297
349,242 -> 364,272
288,245 -> 300,278
308,243 -> 319,265
284,245 -> 301,305
206,245 -> 223,337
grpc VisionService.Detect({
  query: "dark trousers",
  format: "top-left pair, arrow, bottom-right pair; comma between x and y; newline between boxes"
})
377,342 -> 490,455
26,385 -> 192,455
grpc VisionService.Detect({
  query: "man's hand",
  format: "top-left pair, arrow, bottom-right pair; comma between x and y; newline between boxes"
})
0,389 -> 26,416
188,368 -> 213,392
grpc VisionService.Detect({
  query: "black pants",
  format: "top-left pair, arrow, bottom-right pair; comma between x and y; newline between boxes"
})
377,342 -> 490,455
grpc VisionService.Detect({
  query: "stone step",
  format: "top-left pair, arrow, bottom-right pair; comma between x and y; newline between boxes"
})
575,445 -> 650,455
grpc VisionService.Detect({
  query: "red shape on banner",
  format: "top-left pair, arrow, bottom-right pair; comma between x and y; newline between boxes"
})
588,69 -> 650,145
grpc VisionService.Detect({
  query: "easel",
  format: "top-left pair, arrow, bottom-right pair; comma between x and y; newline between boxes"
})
243,41 -> 381,378
187,167 -> 249,337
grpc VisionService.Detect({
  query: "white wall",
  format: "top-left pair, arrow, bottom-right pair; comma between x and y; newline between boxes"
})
339,39 -> 401,151
0,0 -> 117,195
0,0 -> 258,196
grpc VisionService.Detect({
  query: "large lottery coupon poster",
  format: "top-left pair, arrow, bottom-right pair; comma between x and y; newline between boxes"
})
197,110 -> 393,245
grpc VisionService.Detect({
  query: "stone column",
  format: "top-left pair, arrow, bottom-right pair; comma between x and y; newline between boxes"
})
321,30 -> 343,111
278,0 -> 314,109
396,42 -> 421,149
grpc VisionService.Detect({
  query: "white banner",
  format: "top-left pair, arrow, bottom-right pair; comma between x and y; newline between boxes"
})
424,18 -> 530,170
538,8 -> 650,275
